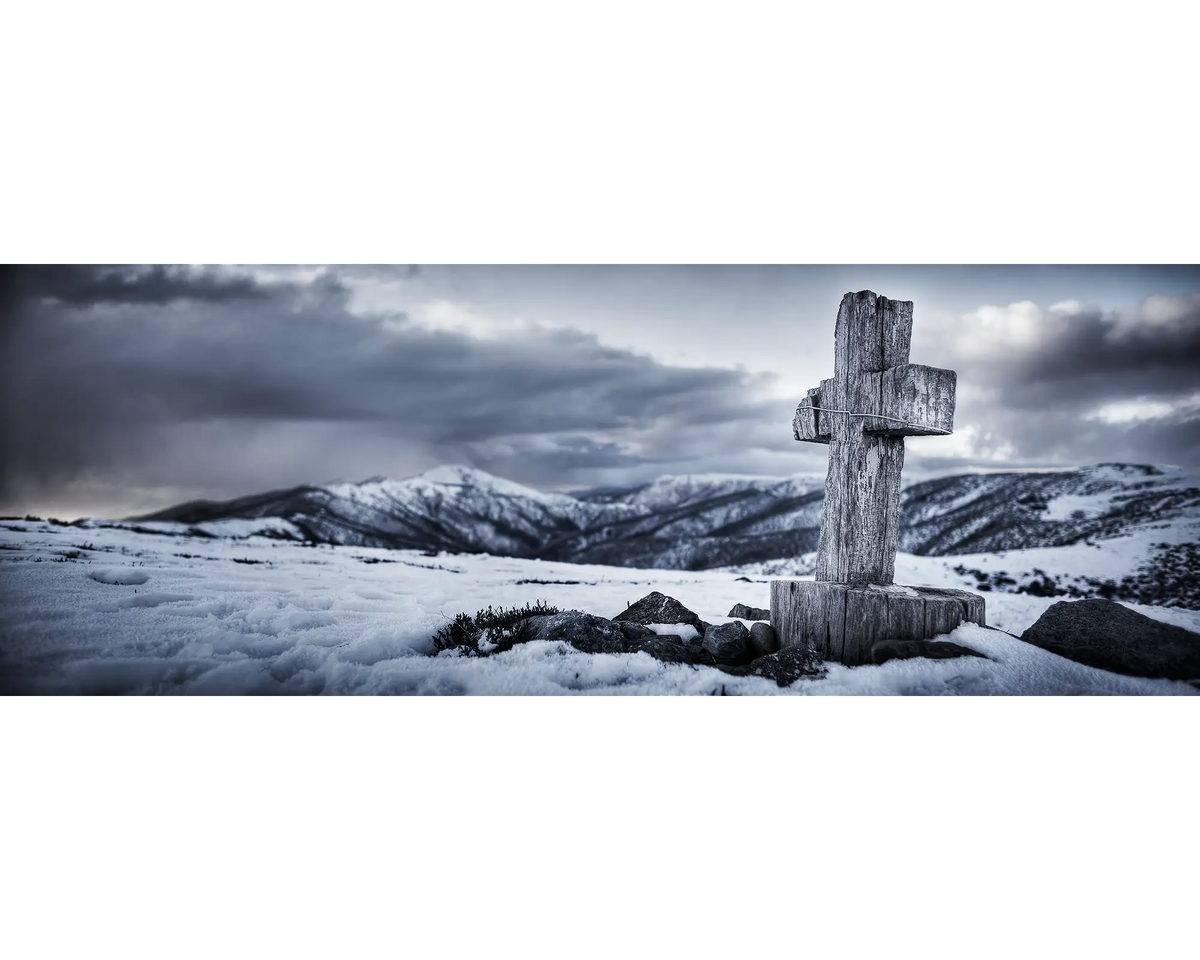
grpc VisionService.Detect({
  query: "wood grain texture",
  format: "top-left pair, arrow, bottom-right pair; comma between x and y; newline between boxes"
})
770,580 -> 847,660
770,580 -> 803,657
869,364 -> 957,437
800,581 -> 848,661
877,294 -> 914,369
771,581 -> 986,664
817,433 -> 906,584
842,587 -> 889,665
960,592 -> 987,628
792,386 -> 829,443
920,586 -> 972,638
886,592 -> 927,646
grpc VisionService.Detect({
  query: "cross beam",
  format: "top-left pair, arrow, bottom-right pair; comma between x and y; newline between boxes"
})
792,291 -> 956,585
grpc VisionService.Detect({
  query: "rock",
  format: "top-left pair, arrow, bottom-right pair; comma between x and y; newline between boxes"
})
616,621 -> 655,643
748,622 -> 779,657
520,612 -> 724,665
614,592 -> 709,633
722,645 -> 825,686
728,603 -> 770,621
703,620 -> 754,665
634,635 -> 694,664
523,611 -> 635,655
870,639 -> 986,664
1020,598 -> 1200,682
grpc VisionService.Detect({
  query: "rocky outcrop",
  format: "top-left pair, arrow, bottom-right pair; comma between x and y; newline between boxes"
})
518,608 -> 711,666
523,611 -> 647,655
613,592 -> 709,633
720,645 -> 825,687
1020,599 -> 1200,682
728,603 -> 770,621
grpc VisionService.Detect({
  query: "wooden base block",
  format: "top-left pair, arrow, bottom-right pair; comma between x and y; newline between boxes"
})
769,580 -> 987,666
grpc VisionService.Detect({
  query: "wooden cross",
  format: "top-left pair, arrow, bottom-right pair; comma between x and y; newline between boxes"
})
792,290 -> 956,585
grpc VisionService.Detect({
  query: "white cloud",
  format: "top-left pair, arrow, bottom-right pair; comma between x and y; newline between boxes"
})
907,422 -> 1014,463
1088,393 -> 1200,425
1107,292 -> 1200,339
917,300 -> 1067,365
408,298 -> 553,340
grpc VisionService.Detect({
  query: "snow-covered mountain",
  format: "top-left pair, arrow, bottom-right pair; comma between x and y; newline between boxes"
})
131,464 -> 830,568
126,462 -> 1199,586
132,465 -> 646,557
898,463 -> 1199,555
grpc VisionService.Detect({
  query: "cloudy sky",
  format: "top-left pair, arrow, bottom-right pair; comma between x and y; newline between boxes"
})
2,264 -> 1198,519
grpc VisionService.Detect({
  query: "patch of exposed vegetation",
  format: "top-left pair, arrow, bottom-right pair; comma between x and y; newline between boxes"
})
951,542 -> 1200,610
432,601 -> 561,656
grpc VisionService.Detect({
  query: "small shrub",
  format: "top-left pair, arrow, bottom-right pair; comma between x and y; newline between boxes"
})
432,601 -> 561,656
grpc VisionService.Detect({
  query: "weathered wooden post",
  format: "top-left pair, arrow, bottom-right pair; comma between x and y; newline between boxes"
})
772,291 -> 985,665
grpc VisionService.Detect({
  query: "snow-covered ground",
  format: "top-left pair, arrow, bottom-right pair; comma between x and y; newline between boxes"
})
1,520 -> 1197,695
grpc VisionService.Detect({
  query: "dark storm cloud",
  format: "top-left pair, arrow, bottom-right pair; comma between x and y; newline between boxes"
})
920,296 -> 1200,404
915,296 -> 1200,467
0,266 -> 778,511
1002,302 -> 1199,408
0,264 -> 271,310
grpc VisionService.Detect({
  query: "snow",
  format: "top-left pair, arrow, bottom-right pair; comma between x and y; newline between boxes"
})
612,472 -> 824,509
1042,493 -> 1110,521
329,464 -> 585,510
89,568 -> 151,586
87,517 -> 305,541
413,463 -> 545,497
1,520 -> 1197,695
644,622 -> 701,641
194,518 -> 305,539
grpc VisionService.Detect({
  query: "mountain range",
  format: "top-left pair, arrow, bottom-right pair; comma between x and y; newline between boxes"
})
131,462 -> 1200,574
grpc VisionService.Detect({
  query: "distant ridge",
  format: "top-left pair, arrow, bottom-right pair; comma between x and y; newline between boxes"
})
131,462 -> 1200,573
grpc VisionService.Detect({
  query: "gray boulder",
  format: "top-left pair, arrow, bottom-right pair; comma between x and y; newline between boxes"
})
613,592 -> 709,633
723,645 -> 824,686
748,622 -> 779,658
523,611 -> 636,655
634,635 -> 694,664
728,603 -> 770,621
521,611 -> 703,665
871,639 -> 986,665
616,621 -> 656,643
703,620 -> 754,665
1020,598 -> 1200,682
